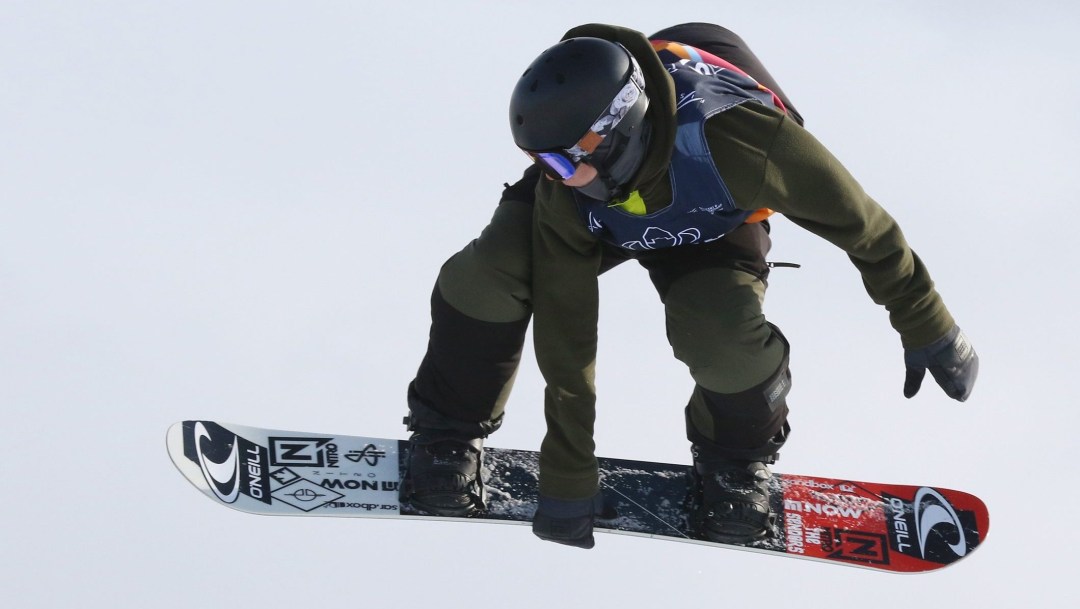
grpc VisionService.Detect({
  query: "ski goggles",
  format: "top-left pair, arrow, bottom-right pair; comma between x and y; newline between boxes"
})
519,53 -> 646,180
521,136 -> 602,180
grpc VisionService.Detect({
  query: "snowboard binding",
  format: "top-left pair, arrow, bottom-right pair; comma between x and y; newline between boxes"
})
400,427 -> 488,517
688,448 -> 778,545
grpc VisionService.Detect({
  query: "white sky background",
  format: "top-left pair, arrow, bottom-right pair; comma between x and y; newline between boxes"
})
2,1 -> 1077,606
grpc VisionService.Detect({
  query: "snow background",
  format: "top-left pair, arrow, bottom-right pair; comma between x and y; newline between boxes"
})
2,0 -> 1076,607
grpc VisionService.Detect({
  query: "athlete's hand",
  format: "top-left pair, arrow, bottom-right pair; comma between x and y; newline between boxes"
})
903,325 -> 979,402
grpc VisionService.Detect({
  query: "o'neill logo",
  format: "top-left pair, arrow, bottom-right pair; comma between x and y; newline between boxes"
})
885,487 -> 975,564
194,422 -> 241,503
184,421 -> 272,505
914,487 -> 967,559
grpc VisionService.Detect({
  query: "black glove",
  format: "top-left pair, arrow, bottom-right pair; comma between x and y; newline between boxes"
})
903,325 -> 979,402
532,492 -> 617,549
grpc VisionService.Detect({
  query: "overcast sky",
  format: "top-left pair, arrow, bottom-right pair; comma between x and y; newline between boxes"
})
3,1 -> 1078,607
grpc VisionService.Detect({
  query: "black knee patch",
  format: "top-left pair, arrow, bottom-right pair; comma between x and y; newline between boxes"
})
410,286 -> 527,430
685,324 -> 791,460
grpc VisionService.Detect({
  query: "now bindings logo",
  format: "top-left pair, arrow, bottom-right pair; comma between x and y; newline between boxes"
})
884,487 -> 977,564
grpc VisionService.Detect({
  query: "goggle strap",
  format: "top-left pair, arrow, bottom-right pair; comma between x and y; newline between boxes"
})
576,131 -> 603,156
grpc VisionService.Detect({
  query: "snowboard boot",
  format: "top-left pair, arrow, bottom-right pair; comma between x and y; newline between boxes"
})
400,427 -> 487,517
690,446 -> 777,544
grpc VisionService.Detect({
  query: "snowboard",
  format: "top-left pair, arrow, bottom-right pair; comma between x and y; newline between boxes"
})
167,420 -> 988,573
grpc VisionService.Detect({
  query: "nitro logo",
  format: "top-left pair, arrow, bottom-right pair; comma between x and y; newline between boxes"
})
269,437 -> 339,468
823,530 -> 889,565
183,421 -> 272,505
884,488 -> 978,564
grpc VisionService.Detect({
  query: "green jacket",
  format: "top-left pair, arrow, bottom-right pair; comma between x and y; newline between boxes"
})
531,24 -> 956,500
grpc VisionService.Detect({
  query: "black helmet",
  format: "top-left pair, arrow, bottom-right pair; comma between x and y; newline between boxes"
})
509,37 -> 650,193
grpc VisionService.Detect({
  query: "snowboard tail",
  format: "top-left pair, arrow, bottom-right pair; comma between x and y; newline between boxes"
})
167,420 -> 988,573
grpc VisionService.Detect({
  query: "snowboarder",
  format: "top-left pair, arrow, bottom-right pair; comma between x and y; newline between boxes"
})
399,23 -> 979,549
